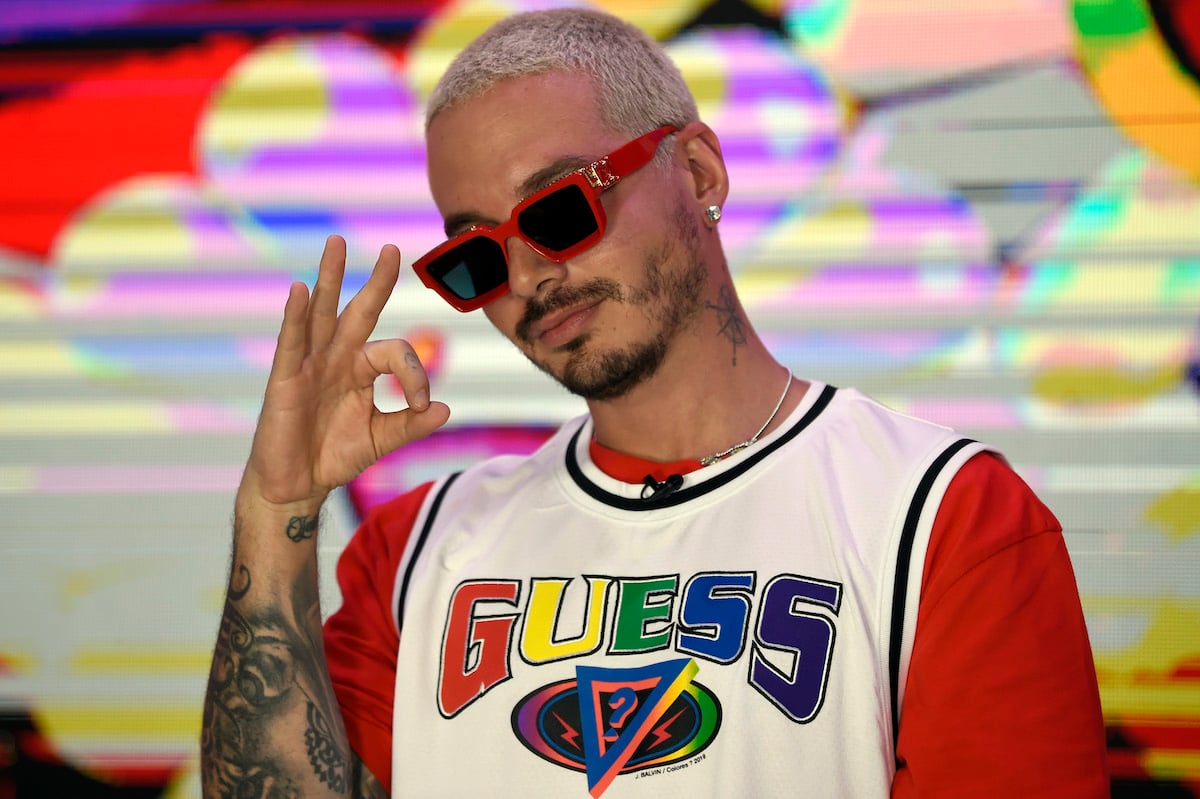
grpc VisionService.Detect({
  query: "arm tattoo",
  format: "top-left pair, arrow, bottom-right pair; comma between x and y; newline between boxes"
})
286,514 -> 318,542
201,548 -> 377,797
706,284 -> 747,366
228,564 -> 251,601
306,700 -> 348,791
351,753 -> 389,799
202,581 -> 303,798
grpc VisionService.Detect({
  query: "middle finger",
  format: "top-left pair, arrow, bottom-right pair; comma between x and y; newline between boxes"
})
332,244 -> 401,350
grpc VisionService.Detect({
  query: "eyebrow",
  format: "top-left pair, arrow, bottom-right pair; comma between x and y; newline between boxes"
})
441,154 -> 594,239
517,155 -> 591,198
442,211 -> 492,239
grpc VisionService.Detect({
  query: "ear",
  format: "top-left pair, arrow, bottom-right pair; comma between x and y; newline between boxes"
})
674,121 -> 729,219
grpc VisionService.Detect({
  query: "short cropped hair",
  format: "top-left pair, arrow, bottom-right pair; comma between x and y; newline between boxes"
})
426,8 -> 699,143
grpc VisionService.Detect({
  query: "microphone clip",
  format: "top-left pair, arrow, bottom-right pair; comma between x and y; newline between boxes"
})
640,473 -> 684,505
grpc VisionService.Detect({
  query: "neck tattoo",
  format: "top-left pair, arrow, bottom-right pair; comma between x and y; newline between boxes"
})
700,368 -> 793,467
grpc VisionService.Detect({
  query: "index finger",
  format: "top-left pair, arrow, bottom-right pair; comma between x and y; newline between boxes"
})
362,339 -> 431,411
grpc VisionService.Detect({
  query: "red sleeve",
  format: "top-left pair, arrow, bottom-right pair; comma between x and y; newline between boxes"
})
892,453 -> 1109,798
323,483 -> 435,794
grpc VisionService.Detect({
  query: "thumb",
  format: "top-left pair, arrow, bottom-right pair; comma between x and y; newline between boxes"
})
372,401 -> 451,457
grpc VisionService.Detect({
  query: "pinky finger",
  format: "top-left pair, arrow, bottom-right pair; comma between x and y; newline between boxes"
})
269,282 -> 311,382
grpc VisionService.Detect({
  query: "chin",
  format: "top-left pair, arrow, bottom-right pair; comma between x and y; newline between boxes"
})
554,336 -> 668,401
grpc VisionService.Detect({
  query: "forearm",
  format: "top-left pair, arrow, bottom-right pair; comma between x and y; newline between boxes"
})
201,494 -> 387,798
198,237 -> 443,798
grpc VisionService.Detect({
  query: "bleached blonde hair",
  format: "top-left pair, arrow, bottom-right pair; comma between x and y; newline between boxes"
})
426,7 -> 698,148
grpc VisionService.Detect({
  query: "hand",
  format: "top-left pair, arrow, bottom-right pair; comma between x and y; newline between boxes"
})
241,235 -> 450,508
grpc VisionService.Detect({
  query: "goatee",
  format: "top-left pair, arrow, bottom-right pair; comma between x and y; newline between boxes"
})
517,208 -> 708,401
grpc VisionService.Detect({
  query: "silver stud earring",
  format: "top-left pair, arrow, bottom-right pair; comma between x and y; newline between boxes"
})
705,205 -> 722,223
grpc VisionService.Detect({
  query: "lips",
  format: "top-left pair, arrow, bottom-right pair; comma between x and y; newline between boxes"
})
527,300 -> 602,348
517,277 -> 624,347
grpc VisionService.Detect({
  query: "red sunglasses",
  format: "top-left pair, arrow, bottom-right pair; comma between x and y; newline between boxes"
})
413,125 -> 677,312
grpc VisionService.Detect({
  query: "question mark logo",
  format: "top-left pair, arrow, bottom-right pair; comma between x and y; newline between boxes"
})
603,687 -> 639,743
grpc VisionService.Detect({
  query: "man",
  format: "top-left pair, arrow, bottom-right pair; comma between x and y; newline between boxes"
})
201,8 -> 1108,798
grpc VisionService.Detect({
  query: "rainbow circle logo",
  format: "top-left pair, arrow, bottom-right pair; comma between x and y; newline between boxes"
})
510,676 -> 722,777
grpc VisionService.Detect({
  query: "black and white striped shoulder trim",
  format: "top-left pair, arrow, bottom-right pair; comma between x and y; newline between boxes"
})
396,472 -> 461,634
887,436 -> 978,746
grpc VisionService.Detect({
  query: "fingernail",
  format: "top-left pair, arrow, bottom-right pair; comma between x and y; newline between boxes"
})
413,389 -> 429,410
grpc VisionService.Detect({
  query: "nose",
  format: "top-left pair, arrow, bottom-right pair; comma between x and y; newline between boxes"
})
505,236 -> 565,299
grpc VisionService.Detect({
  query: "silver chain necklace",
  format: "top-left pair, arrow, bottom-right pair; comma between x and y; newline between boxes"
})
699,368 -> 793,467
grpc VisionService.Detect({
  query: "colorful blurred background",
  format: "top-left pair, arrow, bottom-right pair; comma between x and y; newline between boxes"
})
1,0 -> 1197,795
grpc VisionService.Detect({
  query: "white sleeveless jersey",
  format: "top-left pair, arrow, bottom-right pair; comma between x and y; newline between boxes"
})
386,383 -> 989,797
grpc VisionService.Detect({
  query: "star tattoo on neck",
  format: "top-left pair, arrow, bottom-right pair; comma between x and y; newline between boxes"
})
707,284 -> 746,365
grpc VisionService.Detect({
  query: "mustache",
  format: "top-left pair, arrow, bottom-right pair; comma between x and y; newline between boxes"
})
515,278 -> 624,344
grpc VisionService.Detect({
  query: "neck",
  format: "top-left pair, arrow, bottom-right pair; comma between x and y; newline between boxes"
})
586,289 -> 806,464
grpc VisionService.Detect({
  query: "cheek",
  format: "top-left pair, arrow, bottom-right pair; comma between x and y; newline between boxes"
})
601,302 -> 651,340
483,299 -> 524,343
596,212 -> 640,260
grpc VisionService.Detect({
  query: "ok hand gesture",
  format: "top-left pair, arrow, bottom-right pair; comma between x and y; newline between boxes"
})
241,235 -> 451,510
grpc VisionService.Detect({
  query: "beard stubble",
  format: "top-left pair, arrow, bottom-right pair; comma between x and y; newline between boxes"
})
516,207 -> 709,401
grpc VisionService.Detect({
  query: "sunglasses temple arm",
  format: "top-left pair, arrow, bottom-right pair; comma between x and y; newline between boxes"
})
596,125 -> 676,188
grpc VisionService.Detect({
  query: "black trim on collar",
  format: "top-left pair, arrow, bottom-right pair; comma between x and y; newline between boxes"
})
564,384 -> 837,511
888,437 -> 976,748
396,472 -> 461,633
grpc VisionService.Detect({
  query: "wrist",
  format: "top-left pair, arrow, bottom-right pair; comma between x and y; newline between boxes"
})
233,477 -> 328,549
235,469 -> 329,517
234,489 -> 326,522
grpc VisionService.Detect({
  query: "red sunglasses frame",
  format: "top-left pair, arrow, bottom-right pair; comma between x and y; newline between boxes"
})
413,125 -> 678,312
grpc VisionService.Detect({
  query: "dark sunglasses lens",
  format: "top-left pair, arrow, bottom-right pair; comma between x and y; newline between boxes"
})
427,237 -> 506,301
517,184 -> 598,252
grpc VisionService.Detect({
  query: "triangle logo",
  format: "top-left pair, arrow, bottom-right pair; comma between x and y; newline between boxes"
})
575,658 -> 699,797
